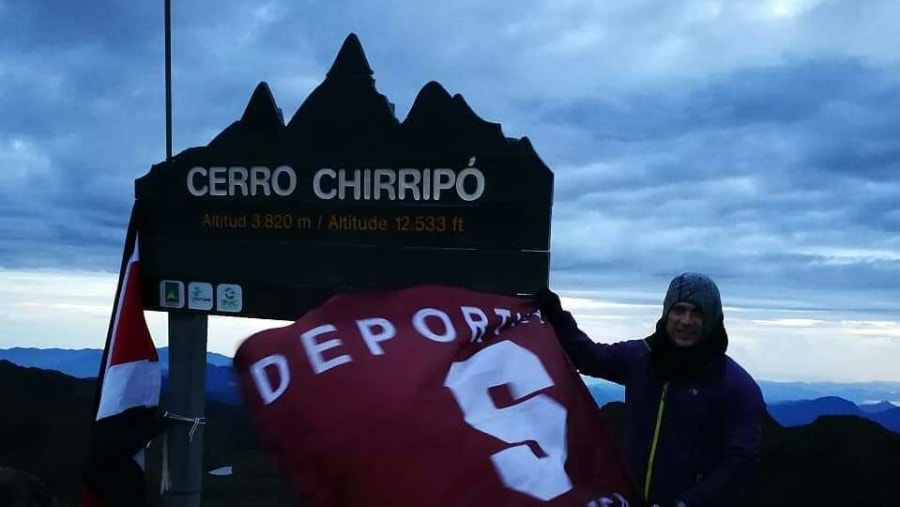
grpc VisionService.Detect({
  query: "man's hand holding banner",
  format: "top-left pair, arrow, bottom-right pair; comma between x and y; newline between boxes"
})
234,285 -> 641,506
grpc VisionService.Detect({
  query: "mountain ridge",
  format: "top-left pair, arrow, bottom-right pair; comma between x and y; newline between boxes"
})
0,347 -> 238,404
589,381 -> 900,434
0,346 -> 233,376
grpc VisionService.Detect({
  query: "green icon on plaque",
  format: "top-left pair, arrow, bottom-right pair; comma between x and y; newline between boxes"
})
164,282 -> 181,304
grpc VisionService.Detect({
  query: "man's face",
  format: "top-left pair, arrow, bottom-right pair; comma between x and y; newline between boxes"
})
666,302 -> 704,347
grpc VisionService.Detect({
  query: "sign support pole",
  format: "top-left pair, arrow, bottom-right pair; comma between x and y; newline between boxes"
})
163,313 -> 208,507
161,3 -> 208,505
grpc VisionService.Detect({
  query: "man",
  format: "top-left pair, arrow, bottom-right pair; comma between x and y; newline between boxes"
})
536,272 -> 765,507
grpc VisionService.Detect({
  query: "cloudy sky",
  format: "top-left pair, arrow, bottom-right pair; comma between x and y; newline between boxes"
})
2,0 -> 899,382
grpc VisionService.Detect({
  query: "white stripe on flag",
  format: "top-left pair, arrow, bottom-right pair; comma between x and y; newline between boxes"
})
96,359 -> 162,420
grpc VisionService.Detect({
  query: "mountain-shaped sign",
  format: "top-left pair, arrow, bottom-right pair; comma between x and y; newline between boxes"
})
134,33 -> 553,320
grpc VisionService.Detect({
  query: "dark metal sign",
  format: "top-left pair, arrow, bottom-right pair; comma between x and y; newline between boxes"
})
135,34 -> 553,320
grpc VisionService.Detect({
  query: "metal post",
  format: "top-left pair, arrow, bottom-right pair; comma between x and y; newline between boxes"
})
164,313 -> 208,507
165,0 -> 173,161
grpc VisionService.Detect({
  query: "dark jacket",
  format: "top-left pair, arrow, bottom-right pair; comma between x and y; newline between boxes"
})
553,311 -> 765,507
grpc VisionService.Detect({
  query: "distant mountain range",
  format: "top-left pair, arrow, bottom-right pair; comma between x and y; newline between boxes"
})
583,377 -> 900,406
0,347 -> 233,377
587,381 -> 900,435
0,347 -> 238,404
2,347 -> 899,433
861,400 -> 900,414
766,396 -> 900,433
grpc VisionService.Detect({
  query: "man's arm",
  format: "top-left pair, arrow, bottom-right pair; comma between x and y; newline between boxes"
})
534,290 -> 634,385
677,379 -> 765,507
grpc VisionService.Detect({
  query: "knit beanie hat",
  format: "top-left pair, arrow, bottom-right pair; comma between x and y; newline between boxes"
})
661,272 -> 723,340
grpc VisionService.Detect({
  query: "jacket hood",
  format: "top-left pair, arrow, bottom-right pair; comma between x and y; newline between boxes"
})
661,273 -> 723,341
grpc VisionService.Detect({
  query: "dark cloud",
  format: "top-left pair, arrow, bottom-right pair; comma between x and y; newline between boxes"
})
531,55 -> 900,316
0,1 -> 157,51
536,57 -> 895,165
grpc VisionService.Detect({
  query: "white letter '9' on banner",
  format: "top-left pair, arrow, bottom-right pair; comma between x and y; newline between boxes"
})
444,340 -> 572,501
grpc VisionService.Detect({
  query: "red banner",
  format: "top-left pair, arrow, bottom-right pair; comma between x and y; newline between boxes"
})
234,285 -> 641,507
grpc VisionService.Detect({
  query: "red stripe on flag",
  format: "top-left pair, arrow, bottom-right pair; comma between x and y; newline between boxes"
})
107,243 -> 158,369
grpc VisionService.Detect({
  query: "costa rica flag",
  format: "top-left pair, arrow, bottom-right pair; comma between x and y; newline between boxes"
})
80,209 -> 163,507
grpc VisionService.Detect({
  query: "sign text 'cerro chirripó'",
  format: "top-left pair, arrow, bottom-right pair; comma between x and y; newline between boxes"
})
134,33 -> 554,320
185,163 -> 486,202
